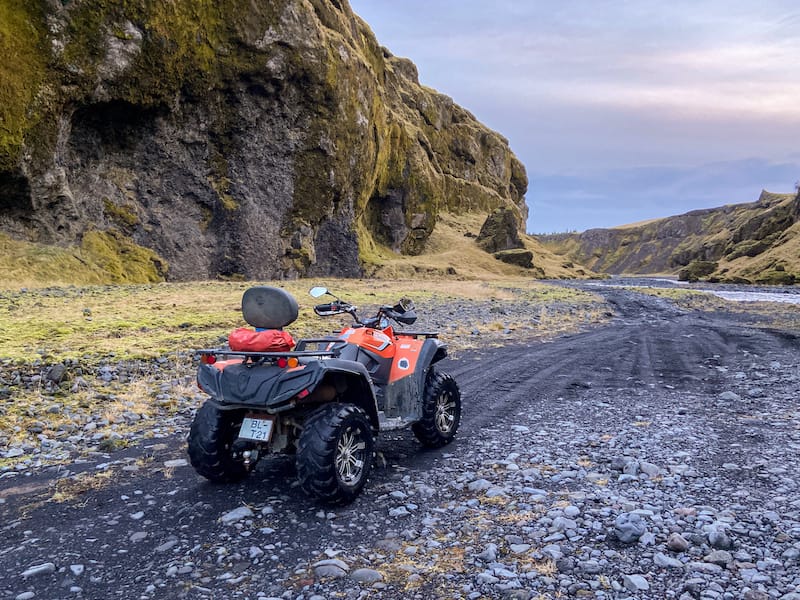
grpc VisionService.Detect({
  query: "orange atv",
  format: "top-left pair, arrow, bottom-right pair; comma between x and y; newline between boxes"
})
188,286 -> 461,504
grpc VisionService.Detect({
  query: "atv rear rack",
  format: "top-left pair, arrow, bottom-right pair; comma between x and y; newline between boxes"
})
196,348 -> 341,366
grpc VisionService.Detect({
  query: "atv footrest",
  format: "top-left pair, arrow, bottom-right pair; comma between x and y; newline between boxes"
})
378,412 -> 416,431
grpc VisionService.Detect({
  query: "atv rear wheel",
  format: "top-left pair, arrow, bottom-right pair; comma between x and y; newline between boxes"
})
296,403 -> 374,504
412,370 -> 461,448
187,402 -> 251,483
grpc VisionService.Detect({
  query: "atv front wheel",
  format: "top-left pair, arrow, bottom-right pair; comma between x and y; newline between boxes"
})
296,403 -> 374,504
187,402 -> 251,483
412,370 -> 461,448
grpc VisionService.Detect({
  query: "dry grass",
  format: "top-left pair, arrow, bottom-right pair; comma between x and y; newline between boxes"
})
0,276 -> 607,470
364,212 -> 595,280
48,468 -> 115,503
0,278 -> 604,363
16,467 -> 120,518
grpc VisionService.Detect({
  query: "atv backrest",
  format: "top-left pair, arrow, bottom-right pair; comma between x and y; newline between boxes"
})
241,286 -> 299,329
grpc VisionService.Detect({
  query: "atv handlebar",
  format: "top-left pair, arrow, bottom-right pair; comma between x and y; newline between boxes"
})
314,301 -> 356,317
312,294 -> 416,327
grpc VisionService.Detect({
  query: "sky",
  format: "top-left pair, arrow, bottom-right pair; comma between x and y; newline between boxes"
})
347,1 -> 800,233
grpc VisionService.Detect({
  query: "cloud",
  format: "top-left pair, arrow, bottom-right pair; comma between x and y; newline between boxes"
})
349,1 -> 800,232
356,2 -> 800,118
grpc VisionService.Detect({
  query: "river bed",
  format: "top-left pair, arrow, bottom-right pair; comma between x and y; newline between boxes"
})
585,277 -> 800,305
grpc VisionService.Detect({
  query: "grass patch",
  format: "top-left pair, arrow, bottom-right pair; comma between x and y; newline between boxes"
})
48,468 -> 115,503
0,279 -> 605,363
0,277 -> 608,472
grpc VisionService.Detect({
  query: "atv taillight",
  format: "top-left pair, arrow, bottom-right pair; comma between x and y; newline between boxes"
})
276,356 -> 299,369
200,354 -> 216,365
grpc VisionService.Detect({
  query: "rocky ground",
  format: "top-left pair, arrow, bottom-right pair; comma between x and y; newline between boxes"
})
0,284 -> 799,599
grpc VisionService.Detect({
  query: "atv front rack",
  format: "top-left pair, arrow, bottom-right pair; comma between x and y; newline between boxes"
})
395,331 -> 439,339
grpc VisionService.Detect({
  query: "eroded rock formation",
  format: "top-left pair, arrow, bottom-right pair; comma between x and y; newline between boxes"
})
0,0 -> 527,281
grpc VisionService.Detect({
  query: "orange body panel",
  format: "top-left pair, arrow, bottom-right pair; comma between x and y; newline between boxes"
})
339,327 -> 396,359
388,337 -> 425,383
339,325 -> 426,384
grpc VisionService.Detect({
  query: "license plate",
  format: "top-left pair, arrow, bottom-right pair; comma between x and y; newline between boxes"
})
238,415 -> 274,442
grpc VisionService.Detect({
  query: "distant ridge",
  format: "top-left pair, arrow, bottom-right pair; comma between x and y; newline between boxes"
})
538,190 -> 800,284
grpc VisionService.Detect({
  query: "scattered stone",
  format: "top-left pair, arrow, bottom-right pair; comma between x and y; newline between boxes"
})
350,568 -> 383,583
654,552 -> 684,569
707,528 -> 733,550
614,512 -> 647,543
468,478 -> 492,492
22,563 -> 56,578
46,363 -> 67,383
704,550 -> 733,566
623,574 -> 650,592
220,506 -> 253,525
667,533 -> 690,552
313,559 -> 349,579
389,506 -> 410,517
476,544 -> 498,562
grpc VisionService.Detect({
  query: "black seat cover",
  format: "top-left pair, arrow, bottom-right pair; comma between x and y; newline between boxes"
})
241,286 -> 299,329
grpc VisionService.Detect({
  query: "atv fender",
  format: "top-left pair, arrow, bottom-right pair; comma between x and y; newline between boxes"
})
311,359 -> 381,430
197,359 -> 381,430
414,337 -> 447,397
383,337 -> 447,422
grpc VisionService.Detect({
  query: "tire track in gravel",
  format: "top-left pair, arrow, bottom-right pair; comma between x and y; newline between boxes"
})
442,289 -> 795,446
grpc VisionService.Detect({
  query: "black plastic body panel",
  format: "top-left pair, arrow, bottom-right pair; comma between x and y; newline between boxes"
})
197,356 -> 379,421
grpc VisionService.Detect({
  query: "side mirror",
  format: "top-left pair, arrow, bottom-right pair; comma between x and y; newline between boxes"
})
309,286 -> 329,299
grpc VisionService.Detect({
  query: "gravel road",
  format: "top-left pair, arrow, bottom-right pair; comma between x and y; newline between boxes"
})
1,284 -> 799,600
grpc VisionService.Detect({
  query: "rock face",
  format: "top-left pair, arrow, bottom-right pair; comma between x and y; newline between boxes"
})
494,249 -> 534,269
539,190 -> 800,283
476,207 -> 524,253
0,0 -> 527,281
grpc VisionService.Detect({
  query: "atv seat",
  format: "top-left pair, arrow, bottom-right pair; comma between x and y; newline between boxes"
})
241,286 -> 299,329
228,287 -> 299,352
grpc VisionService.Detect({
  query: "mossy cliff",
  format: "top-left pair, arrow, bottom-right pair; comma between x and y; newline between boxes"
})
0,0 -> 527,282
539,190 -> 800,284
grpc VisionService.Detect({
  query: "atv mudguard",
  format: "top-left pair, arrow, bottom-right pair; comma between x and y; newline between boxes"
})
382,336 -> 448,421
197,357 -> 381,429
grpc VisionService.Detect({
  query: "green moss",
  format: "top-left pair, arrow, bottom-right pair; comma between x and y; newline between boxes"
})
80,230 -> 167,283
755,270 -> 796,285
103,198 -> 139,227
678,260 -> 718,282
0,0 -> 48,170
207,175 -> 238,211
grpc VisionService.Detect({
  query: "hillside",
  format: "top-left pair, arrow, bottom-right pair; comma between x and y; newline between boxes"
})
538,190 -> 800,284
0,0 -> 529,284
